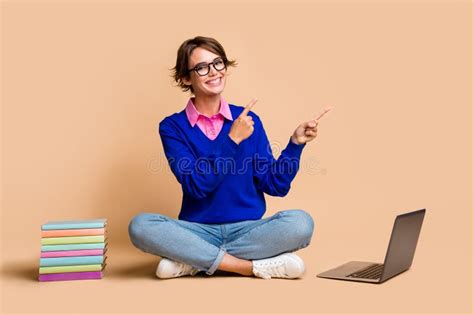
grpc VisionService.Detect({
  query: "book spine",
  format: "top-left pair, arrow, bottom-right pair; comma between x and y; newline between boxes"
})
39,264 -> 103,274
40,255 -> 105,267
39,271 -> 103,281
41,228 -> 105,237
40,249 -> 104,258
42,222 -> 106,230
41,243 -> 106,251
41,235 -> 105,245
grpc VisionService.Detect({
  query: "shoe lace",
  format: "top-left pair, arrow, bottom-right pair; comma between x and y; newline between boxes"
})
254,258 -> 287,279
175,262 -> 198,276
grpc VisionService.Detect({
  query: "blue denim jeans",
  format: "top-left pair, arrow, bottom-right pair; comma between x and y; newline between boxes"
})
128,209 -> 314,275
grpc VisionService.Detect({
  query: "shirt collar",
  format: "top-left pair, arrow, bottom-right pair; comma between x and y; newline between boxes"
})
185,96 -> 233,127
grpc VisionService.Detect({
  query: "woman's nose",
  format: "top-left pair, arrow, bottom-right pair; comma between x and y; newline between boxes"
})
208,65 -> 218,76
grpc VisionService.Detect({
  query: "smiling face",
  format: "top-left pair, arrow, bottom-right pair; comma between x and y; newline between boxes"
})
181,47 -> 227,97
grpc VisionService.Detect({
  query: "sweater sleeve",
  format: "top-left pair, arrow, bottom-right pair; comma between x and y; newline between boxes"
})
159,118 -> 239,199
252,114 -> 306,197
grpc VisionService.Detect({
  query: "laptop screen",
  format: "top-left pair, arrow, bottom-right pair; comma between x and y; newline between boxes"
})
380,209 -> 426,281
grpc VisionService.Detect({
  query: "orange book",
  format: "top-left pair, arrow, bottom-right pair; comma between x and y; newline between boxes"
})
41,228 -> 105,237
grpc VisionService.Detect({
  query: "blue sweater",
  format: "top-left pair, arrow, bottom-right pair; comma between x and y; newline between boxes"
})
158,104 -> 306,223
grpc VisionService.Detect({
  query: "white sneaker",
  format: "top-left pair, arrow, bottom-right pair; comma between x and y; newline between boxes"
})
156,258 -> 199,279
252,253 -> 305,280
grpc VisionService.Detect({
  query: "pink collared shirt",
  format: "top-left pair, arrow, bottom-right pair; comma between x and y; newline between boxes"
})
185,96 -> 233,140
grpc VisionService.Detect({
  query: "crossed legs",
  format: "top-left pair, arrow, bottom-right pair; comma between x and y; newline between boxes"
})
128,209 -> 314,276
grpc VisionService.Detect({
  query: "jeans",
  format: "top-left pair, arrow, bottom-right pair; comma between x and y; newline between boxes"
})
128,209 -> 314,275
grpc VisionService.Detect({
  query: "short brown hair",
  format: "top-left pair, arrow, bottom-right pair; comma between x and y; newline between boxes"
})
170,36 -> 237,93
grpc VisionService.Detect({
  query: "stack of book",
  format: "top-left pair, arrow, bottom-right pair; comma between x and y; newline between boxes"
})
39,218 -> 107,281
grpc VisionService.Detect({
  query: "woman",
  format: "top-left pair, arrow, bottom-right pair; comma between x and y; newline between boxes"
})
128,36 -> 331,279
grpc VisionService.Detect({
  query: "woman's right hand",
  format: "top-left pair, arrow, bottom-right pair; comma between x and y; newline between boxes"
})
228,98 -> 258,145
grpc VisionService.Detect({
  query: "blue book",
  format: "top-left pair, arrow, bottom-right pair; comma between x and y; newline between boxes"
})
40,255 -> 105,267
42,219 -> 107,230
41,242 -> 106,252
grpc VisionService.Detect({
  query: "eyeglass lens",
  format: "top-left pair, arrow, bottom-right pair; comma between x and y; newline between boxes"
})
195,59 -> 226,76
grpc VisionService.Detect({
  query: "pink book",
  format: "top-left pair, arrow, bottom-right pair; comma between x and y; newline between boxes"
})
39,271 -> 103,281
41,228 -> 105,237
40,249 -> 105,258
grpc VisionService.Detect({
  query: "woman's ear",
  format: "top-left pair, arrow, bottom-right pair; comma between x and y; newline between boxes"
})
181,75 -> 192,86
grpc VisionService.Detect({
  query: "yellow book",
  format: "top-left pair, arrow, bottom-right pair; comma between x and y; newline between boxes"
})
41,235 -> 105,245
39,264 -> 103,274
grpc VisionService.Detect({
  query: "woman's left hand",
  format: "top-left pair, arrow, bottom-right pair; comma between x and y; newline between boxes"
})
291,107 -> 333,145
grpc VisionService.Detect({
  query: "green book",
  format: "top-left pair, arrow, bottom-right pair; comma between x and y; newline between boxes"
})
39,264 -> 103,274
41,242 -> 106,252
41,235 -> 105,245
42,219 -> 107,230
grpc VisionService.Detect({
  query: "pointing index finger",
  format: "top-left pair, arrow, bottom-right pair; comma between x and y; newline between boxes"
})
313,106 -> 333,121
240,98 -> 258,117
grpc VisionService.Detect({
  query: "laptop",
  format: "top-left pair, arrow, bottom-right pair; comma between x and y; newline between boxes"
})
317,209 -> 426,284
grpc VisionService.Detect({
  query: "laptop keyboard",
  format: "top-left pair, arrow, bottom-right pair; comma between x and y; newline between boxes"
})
347,263 -> 384,279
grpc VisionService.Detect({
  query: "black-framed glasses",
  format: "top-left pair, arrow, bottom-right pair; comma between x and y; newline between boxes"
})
187,57 -> 227,76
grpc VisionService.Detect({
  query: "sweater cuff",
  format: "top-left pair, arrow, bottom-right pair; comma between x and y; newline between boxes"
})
285,137 -> 306,157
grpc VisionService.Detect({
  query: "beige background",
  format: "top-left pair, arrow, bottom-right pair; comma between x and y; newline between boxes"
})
1,0 -> 472,314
